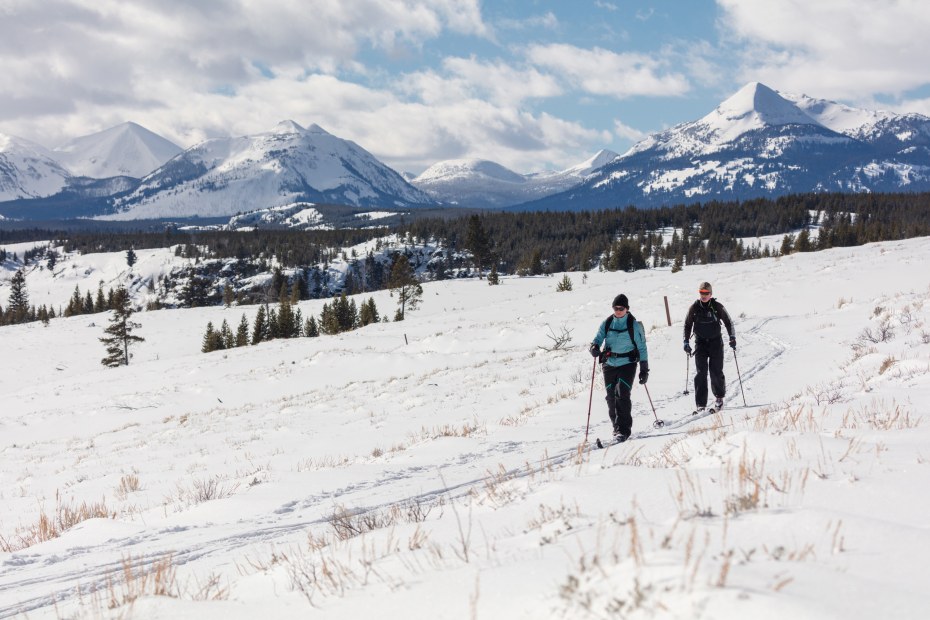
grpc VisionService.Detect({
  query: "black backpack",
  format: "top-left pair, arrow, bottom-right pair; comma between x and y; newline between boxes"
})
601,313 -> 640,362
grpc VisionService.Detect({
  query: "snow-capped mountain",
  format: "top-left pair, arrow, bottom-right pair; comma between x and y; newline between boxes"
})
411,149 -> 618,208
54,122 -> 182,179
519,82 -> 930,211
106,121 -> 435,219
0,133 -> 71,202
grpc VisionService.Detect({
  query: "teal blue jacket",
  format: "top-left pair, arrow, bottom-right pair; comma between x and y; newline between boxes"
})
592,314 -> 648,367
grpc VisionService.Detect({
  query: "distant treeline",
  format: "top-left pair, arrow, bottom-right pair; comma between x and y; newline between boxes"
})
4,190 -> 930,277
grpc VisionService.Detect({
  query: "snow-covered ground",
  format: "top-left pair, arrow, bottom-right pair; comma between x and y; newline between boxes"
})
1,236 -> 929,619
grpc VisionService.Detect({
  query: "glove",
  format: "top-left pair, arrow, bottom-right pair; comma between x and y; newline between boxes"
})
729,336 -> 736,350
638,361 -> 649,384
683,339 -> 692,356
589,343 -> 601,358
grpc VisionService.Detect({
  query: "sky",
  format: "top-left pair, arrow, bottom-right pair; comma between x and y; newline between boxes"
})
4,0 -> 930,175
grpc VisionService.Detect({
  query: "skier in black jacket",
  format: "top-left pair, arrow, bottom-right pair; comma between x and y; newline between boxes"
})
683,281 -> 735,413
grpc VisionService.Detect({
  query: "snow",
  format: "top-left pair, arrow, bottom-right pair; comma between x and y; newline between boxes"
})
53,122 -> 182,179
2,236 -> 930,618
412,151 -> 618,208
0,134 -> 71,201
105,122 -> 432,220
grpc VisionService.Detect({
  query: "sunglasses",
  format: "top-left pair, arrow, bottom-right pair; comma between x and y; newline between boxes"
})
699,291 -> 711,296
613,305 -> 628,311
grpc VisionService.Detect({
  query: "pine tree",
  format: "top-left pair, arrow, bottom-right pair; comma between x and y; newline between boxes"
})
236,314 -> 250,347
556,274 -> 573,292
220,319 -> 235,349
359,297 -> 380,326
46,250 -> 58,271
94,287 -> 107,313
126,247 -> 137,269
388,255 -> 423,321
465,214 -> 492,277
252,305 -> 268,345
6,269 -> 29,323
202,321 -> 218,353
304,315 -> 319,337
83,291 -> 94,314
100,287 -> 144,367
223,284 -> 235,308
277,283 -> 295,338
487,265 -> 500,285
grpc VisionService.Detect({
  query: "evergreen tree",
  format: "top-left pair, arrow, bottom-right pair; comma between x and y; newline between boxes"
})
220,319 -> 235,349
304,315 -> 319,337
464,214 -> 492,277
236,314 -> 250,347
46,250 -> 58,271
202,321 -> 219,353
252,305 -> 268,345
100,287 -> 144,367
126,247 -> 137,269
277,283 -> 295,338
556,274 -> 573,291
6,269 -> 29,323
487,265 -> 500,285
83,290 -> 94,314
359,297 -> 380,326
94,287 -> 107,313
223,284 -> 235,307
388,255 -> 423,321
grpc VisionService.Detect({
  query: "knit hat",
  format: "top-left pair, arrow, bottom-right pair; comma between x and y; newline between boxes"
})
699,281 -> 712,294
612,294 -> 629,308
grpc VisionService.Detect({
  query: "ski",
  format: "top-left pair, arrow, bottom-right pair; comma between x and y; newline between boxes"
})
595,436 -> 628,449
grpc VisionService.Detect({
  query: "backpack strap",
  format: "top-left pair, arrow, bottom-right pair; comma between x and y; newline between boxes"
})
602,313 -> 640,361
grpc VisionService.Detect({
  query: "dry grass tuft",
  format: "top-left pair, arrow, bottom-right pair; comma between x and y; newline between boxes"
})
0,491 -> 116,552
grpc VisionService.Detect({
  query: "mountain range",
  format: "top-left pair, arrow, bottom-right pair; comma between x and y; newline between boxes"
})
2,82 -> 930,220
518,82 -> 930,210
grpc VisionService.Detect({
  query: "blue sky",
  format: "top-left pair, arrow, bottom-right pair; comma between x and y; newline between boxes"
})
3,1 -> 930,175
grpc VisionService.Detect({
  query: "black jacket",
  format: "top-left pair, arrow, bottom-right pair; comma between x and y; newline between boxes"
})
684,298 -> 734,342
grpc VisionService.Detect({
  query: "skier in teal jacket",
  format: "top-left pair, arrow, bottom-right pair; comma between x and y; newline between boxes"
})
589,294 -> 649,442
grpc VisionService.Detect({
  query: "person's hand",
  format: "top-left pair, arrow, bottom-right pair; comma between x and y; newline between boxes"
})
638,361 -> 649,384
683,339 -> 692,356
589,343 -> 601,358
729,336 -> 736,350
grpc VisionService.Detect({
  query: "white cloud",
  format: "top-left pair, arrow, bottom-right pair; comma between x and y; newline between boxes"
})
524,43 -> 690,99
717,0 -> 930,101
0,0 -> 492,146
613,120 -> 648,142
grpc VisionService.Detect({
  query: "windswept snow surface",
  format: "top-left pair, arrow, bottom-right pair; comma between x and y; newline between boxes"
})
2,238 -> 930,618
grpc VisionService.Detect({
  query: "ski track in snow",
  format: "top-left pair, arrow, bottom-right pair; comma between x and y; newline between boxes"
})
2,315 -> 795,619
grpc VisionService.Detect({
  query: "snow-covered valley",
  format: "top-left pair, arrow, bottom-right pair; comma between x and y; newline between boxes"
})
1,237 -> 929,619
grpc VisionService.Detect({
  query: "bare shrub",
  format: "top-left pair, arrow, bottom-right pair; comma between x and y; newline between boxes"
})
858,319 -> 895,344
539,323 -> 574,351
878,356 -> 896,374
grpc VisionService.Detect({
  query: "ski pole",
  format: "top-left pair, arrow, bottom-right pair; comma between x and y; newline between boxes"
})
642,383 -> 665,428
584,357 -> 597,442
684,354 -> 690,395
733,349 -> 747,407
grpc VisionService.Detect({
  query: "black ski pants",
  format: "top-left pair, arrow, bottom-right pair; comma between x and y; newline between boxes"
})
602,362 -> 637,436
694,336 -> 725,407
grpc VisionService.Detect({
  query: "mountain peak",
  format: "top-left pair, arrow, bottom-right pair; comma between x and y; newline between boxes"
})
271,120 -> 305,134
713,82 -> 817,129
54,122 -> 181,179
564,149 -> 620,176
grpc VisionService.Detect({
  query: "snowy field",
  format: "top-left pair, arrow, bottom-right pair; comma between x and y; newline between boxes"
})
1,236 -> 929,618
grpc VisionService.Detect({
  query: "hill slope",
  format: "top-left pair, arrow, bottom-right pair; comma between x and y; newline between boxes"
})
1,236 -> 929,619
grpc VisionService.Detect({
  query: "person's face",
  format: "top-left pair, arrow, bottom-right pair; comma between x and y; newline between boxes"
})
613,304 -> 628,316
699,290 -> 712,301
